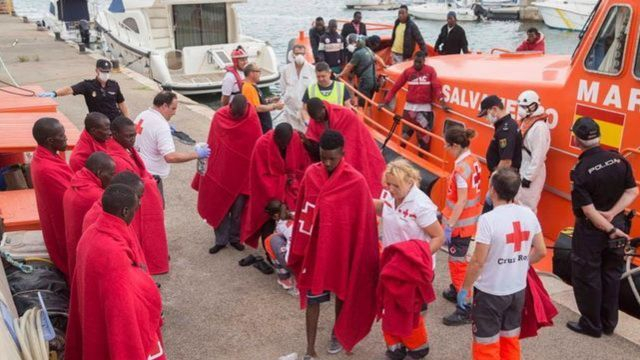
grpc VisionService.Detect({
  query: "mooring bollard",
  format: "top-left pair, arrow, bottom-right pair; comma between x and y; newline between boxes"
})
79,43 -> 86,53
54,32 -> 61,41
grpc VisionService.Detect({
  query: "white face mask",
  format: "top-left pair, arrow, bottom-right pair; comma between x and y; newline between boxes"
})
487,110 -> 499,124
98,72 -> 110,82
347,44 -> 356,53
517,106 -> 528,119
294,54 -> 305,65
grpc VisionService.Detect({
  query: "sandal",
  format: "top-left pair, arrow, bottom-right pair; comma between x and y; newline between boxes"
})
253,259 -> 274,274
238,255 -> 260,267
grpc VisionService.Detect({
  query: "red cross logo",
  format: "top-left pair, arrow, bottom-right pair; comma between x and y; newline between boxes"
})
298,201 -> 316,236
506,221 -> 530,252
135,119 -> 144,134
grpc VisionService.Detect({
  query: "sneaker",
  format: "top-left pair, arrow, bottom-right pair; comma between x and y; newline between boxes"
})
327,334 -> 343,354
287,287 -> 300,297
442,307 -> 472,326
442,284 -> 457,304
277,277 -> 294,290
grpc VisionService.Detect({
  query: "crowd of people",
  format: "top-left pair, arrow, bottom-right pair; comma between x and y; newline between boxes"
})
25,6 -> 635,360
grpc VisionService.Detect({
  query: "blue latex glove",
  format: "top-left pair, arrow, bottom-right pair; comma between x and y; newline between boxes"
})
444,224 -> 453,246
457,288 -> 470,310
169,123 -> 177,134
38,91 -> 56,98
195,144 -> 211,158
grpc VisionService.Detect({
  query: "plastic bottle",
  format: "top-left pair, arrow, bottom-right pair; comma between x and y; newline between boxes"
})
195,142 -> 207,175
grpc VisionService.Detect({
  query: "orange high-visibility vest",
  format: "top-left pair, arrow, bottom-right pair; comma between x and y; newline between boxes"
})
442,153 -> 482,237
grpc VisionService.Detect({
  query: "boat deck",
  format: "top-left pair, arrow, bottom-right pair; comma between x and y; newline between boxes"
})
170,68 -> 277,86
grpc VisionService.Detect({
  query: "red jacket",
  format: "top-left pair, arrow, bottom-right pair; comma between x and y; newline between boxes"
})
516,33 -> 545,53
384,64 -> 443,105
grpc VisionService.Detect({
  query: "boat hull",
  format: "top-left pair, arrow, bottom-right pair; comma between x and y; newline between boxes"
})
345,0 -> 400,10
410,4 -> 479,21
534,3 -> 591,31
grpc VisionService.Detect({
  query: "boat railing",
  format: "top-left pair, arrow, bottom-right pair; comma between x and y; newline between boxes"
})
336,19 -> 394,32
114,19 -> 150,49
338,76 -> 449,169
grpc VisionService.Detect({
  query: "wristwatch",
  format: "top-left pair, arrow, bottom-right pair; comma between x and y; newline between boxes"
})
607,227 -> 617,236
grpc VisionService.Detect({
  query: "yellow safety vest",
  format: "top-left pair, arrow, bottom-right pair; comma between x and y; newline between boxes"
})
307,81 -> 345,105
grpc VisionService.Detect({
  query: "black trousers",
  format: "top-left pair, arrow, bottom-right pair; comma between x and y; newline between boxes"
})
571,217 -> 625,334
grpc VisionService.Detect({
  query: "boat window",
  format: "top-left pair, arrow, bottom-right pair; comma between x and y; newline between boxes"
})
584,5 -> 631,75
122,18 -> 139,34
443,119 -> 464,136
49,2 -> 55,15
173,3 -> 227,50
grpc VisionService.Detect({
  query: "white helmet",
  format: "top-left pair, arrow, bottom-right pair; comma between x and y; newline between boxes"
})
517,90 -> 540,108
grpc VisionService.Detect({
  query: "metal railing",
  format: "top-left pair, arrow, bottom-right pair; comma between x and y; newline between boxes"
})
337,75 -> 449,168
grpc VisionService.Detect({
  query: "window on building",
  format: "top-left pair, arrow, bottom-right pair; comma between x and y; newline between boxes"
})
173,3 -> 227,50
584,6 -> 631,75
122,17 -> 139,34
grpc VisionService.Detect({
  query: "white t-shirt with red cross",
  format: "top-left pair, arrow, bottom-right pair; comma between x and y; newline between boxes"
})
381,185 -> 439,266
474,203 -> 541,296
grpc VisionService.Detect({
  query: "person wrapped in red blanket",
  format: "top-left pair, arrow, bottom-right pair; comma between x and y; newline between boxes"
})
107,116 -> 169,275
69,112 -> 112,172
66,184 -> 165,360
288,130 -> 380,358
520,267 -> 558,339
192,95 -> 262,254
378,240 -> 436,360
304,98 -> 385,197
30,117 -> 74,276
241,122 -> 311,248
64,152 -> 115,277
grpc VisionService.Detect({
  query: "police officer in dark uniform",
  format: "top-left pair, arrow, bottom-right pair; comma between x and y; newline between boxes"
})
477,95 -> 523,213
39,59 -> 129,121
567,117 -> 638,338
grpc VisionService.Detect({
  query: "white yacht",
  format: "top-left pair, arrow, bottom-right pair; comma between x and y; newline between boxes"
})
410,0 -> 482,21
96,0 -> 279,95
42,0 -> 97,42
345,0 -> 400,11
532,0 -> 597,31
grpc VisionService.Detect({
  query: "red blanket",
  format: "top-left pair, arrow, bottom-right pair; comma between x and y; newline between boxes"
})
377,240 -> 435,338
107,139 -> 169,275
192,104 -> 262,228
288,161 -> 379,352
69,130 -> 108,172
63,167 -> 104,277
520,267 -> 558,339
240,130 -> 311,248
82,200 -> 147,267
306,101 -> 386,197
30,146 -> 73,276
66,211 -> 164,360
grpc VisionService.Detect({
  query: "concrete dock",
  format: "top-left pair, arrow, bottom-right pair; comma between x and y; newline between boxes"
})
0,15 -> 638,359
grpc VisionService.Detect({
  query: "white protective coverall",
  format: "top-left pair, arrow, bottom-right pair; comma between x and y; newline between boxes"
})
279,58 -> 315,131
517,109 -> 551,212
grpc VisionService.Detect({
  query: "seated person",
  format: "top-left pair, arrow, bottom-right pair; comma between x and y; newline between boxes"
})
264,200 -> 297,295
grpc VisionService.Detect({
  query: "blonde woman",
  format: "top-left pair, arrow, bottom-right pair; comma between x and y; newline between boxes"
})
374,159 -> 444,360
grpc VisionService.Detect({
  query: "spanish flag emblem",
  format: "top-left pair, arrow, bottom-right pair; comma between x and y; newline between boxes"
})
572,104 -> 626,150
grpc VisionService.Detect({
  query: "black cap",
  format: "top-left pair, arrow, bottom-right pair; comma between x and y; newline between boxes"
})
96,59 -> 112,72
572,117 -> 600,140
477,95 -> 503,117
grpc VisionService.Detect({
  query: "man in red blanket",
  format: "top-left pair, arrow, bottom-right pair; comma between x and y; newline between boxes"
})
304,98 -> 386,197
193,95 -> 262,254
69,112 -> 111,172
82,171 -> 145,233
107,116 -> 169,275
288,130 -> 379,358
241,122 -> 312,248
64,151 -> 115,276
31,117 -> 74,276
378,240 -> 435,360
66,184 -> 165,360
